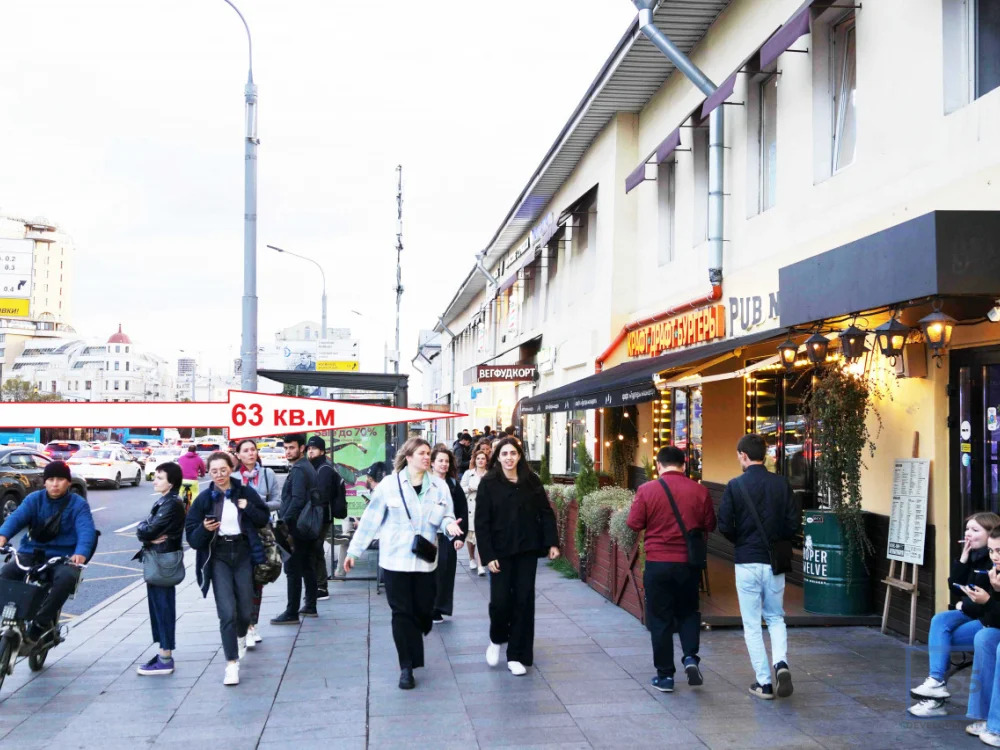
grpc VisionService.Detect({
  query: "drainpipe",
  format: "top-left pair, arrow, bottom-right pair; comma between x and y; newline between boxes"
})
439,316 -> 459,439
599,2 -> 725,374
474,250 -> 500,294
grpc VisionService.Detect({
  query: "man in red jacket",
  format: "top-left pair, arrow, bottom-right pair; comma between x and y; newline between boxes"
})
627,445 -> 716,693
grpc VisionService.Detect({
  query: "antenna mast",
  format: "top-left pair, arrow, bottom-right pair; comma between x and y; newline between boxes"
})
394,165 -> 403,375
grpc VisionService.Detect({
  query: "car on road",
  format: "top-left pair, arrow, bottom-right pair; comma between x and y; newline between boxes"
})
144,448 -> 181,480
7,442 -> 46,452
194,440 -> 225,462
67,447 -> 143,489
124,438 -> 163,457
0,448 -> 88,520
44,441 -> 86,461
259,447 -> 289,472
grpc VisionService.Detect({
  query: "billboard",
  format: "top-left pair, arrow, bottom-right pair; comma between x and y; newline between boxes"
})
259,338 -> 360,372
328,426 -> 387,516
0,238 -> 33,317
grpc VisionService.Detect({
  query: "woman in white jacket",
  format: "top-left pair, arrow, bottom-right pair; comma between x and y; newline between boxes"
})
460,447 -> 489,576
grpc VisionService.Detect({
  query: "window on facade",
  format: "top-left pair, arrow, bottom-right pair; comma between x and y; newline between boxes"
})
657,161 -> 676,265
544,235 -> 561,321
50,381 -> 56,393
114,361 -> 119,371
125,381 -> 129,391
692,126 -> 710,243
86,380 -> 91,390
758,74 -> 778,212
566,411 -> 587,473
115,345 -> 120,353
114,381 -> 119,390
974,0 -> 1000,97
126,361 -> 130,371
832,14 -> 857,172
572,202 -> 595,294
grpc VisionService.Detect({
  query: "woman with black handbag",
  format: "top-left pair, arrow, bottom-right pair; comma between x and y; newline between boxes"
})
136,461 -> 187,676
343,437 -> 463,690
185,452 -> 270,686
475,437 -> 560,677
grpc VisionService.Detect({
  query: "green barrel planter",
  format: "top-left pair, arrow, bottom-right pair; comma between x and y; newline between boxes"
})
802,509 -> 870,616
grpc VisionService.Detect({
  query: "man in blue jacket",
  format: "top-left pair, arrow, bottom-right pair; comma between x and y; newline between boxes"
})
0,461 -> 96,642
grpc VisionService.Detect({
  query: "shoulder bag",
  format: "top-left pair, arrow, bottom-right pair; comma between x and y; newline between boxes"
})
396,474 -> 437,564
143,549 -> 186,587
735,477 -> 793,575
658,477 -> 707,569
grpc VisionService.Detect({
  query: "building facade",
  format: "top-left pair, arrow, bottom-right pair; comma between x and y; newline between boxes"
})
422,0 -> 1000,635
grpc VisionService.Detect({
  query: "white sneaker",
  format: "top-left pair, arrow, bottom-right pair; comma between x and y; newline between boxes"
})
507,660 -> 527,676
982,730 -> 1000,747
478,568 -> 486,577
252,627 -> 262,644
469,560 -> 477,571
908,699 -> 947,718
237,637 -> 247,660
969,721 -> 988,736
245,626 -> 257,649
224,662 -> 240,686
486,642 -> 501,667
911,676 -> 950,700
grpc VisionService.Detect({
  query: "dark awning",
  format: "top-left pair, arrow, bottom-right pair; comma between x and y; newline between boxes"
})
258,369 -> 408,395
697,73 -> 737,122
779,211 -> 1000,328
518,328 -> 785,415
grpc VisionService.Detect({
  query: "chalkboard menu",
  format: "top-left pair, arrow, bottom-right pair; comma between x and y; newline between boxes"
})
887,458 -> 931,565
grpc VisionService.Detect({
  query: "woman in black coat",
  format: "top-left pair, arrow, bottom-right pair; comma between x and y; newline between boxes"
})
475,437 -> 559,676
135,461 -> 187,676
430,445 -> 468,622
185,452 -> 269,686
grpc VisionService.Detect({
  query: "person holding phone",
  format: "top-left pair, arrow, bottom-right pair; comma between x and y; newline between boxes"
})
964,527 -> 1000,744
909,511 -> 1000,717
343,438 -> 462,690
185,452 -> 270,686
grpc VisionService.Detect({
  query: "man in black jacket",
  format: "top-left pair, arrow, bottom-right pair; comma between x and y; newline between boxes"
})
718,433 -> 799,701
454,433 -> 472,475
307,435 -> 345,600
271,433 -> 319,625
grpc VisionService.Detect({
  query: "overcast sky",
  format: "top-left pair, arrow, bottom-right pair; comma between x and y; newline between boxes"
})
0,0 -> 634,385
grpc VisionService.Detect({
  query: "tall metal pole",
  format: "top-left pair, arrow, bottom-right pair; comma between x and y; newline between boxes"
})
266,245 -> 326,340
394,165 -> 403,375
222,0 -> 258,392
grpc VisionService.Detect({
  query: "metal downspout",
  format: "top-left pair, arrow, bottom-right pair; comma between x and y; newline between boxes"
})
599,2 -> 725,373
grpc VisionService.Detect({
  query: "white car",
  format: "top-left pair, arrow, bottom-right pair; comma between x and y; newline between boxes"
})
259,447 -> 289,473
68,447 -> 143,489
145,449 -> 181,480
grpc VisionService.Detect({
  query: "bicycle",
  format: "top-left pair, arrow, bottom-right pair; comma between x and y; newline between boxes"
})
180,479 -> 199,511
0,545 -> 85,693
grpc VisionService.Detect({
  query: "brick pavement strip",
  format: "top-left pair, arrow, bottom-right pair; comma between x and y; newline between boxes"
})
0,546 -> 975,749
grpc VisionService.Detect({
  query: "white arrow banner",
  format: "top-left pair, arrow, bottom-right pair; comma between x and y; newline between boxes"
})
0,390 -> 464,440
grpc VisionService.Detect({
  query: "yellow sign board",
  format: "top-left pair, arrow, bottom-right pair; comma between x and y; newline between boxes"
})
0,298 -> 29,317
317,360 -> 359,372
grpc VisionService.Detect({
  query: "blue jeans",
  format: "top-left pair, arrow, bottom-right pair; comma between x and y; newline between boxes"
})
735,563 -> 787,686
146,583 -> 176,651
968,627 -> 1000,730
927,609 -> 981,681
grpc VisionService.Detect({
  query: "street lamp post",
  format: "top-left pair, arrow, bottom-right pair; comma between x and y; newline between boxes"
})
266,245 -> 327,340
221,0 -> 258,393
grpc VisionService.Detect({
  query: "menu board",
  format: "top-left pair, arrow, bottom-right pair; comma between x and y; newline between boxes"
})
887,458 -> 931,565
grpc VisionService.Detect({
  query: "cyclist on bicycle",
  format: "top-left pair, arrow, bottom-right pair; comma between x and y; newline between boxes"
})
177,445 -> 207,508
0,461 -> 96,644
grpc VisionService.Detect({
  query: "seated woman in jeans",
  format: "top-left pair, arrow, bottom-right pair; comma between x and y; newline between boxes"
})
910,511 -> 1000,716
965,528 -> 1000,745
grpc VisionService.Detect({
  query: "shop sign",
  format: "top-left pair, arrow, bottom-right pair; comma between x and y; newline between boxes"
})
627,305 -> 726,358
537,347 -> 554,374
530,212 -> 556,247
729,291 -> 780,334
476,364 -> 537,382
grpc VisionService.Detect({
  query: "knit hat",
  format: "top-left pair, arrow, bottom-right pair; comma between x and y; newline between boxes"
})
43,460 -> 72,481
306,436 -> 326,451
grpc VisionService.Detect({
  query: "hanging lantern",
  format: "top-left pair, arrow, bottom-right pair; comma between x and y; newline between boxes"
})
839,324 -> 868,361
919,309 -> 956,356
777,337 -> 798,370
804,332 -> 830,365
874,317 -> 909,358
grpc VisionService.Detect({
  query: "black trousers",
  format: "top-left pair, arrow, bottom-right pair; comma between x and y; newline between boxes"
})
432,533 -> 457,617
210,537 -> 254,661
381,568 -> 435,669
1,559 -> 79,631
284,532 -> 318,613
489,552 -> 538,666
643,561 -> 701,678
313,521 -> 331,590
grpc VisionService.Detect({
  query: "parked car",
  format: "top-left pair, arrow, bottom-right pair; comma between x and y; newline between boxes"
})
44,441 -> 86,461
0,448 -> 88,520
67,447 -> 143,489
259,447 -> 289,473
144,448 -> 181,480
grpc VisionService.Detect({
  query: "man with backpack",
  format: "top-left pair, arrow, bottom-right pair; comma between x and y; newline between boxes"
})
306,435 -> 347,600
271,433 -> 319,625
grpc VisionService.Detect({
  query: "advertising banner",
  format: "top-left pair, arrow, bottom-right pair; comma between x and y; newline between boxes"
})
0,238 -> 33,316
328,425 -> 387,516
258,341 -> 317,371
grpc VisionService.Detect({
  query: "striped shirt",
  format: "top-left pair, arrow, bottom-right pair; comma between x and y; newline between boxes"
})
347,470 -> 456,573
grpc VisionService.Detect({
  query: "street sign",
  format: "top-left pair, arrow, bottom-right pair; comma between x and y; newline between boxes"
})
0,238 -> 33,306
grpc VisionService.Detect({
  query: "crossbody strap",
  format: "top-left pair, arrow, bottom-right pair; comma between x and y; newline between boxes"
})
395,472 -> 419,534
734,476 -> 770,544
657,477 -> 689,538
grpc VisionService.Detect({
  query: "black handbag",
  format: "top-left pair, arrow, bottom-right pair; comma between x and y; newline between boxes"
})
658,477 -> 707,570
735,477 -> 793,575
396,474 -> 437,564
